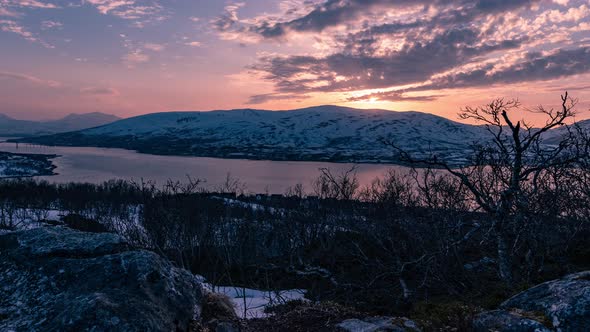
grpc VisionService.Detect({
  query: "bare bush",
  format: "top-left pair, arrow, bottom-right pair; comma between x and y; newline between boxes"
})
386,92 -> 587,284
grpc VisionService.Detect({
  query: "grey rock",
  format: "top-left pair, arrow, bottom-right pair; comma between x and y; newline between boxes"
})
500,271 -> 590,332
337,319 -> 380,332
472,310 -> 551,332
215,320 -> 240,332
474,271 -> 590,332
0,227 -> 204,332
337,317 -> 421,332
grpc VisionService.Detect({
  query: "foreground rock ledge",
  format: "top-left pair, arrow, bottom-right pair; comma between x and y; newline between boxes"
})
0,227 -> 203,332
474,271 -> 590,332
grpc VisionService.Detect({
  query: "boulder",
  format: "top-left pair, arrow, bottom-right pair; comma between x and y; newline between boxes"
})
500,271 -> 590,332
336,316 -> 421,332
472,310 -> 551,332
0,227 -> 203,332
474,271 -> 590,332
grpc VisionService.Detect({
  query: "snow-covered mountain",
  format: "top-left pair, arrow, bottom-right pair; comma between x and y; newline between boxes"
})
0,112 -> 120,137
543,119 -> 590,145
17,106 -> 487,164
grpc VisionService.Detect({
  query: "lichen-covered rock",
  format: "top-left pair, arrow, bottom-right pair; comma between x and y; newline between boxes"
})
0,227 -> 203,332
474,271 -> 590,332
472,310 -> 551,332
499,271 -> 590,332
336,316 -> 421,332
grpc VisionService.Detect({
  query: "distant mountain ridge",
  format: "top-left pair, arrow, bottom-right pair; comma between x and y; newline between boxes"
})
16,106 -> 488,164
15,105 -> 586,164
0,112 -> 120,137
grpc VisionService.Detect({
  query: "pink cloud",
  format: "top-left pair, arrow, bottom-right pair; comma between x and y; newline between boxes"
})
123,50 -> 149,66
0,6 -> 20,17
143,42 -> 165,51
80,86 -> 120,96
84,0 -> 167,25
0,0 -> 58,9
0,71 -> 62,88
41,20 -> 63,30
0,19 -> 54,48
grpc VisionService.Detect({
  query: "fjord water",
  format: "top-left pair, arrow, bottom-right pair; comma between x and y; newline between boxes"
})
0,142 -> 400,194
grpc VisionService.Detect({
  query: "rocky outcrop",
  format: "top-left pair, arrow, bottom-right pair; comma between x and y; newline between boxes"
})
472,310 -> 551,332
0,227 -> 204,332
336,317 -> 421,332
474,271 -> 590,332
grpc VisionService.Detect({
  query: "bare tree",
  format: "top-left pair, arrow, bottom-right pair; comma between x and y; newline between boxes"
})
313,166 -> 360,200
217,173 -> 247,195
359,169 -> 416,209
386,92 -> 584,284
285,183 -> 305,199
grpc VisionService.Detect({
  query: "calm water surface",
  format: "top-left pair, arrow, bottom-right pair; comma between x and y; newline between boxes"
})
0,142 -> 405,194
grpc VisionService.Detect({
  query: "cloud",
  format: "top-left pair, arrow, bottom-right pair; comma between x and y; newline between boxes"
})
1,73 -> 119,99
184,41 -> 201,47
0,71 -> 61,88
41,20 -> 63,30
0,6 -> 20,17
143,42 -> 164,51
84,0 -> 131,14
347,91 -> 442,103
214,0 -> 539,41
80,86 -> 120,96
252,27 -> 525,93
211,2 -> 245,32
212,0 -> 423,40
246,93 -> 310,104
118,34 -> 163,66
123,50 -> 149,66
84,0 -> 167,25
0,0 -> 58,19
232,0 -> 590,102
405,47 -> 590,93
0,0 -> 58,9
0,19 -> 54,48
547,84 -> 590,91
0,1 -> 59,45
250,0 -> 424,38
0,19 -> 33,39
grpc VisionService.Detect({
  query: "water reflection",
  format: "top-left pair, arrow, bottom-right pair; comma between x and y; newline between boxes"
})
0,142 -> 406,194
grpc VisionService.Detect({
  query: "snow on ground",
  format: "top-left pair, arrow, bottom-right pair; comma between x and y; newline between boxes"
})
195,274 -> 307,319
212,196 -> 284,215
205,283 -> 306,319
0,152 -> 55,178
0,208 -> 63,230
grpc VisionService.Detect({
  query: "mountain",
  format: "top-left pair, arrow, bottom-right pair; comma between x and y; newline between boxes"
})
0,115 -> 43,137
44,112 -> 121,133
543,118 -> 590,145
15,106 -> 487,164
0,112 -> 120,137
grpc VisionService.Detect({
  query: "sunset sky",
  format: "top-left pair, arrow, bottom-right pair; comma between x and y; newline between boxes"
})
1,0 -> 589,121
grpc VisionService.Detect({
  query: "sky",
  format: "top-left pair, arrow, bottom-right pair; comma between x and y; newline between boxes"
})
0,0 -> 589,122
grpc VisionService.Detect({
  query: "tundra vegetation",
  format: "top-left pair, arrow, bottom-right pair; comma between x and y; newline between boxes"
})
0,93 -> 588,329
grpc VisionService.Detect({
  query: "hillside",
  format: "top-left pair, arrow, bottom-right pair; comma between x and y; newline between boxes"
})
16,106 -> 488,164
0,112 -> 120,137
